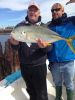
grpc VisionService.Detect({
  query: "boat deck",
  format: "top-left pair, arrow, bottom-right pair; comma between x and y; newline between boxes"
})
0,70 -> 75,100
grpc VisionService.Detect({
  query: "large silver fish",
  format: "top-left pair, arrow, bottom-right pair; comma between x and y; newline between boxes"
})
66,0 -> 75,4
11,25 -> 75,53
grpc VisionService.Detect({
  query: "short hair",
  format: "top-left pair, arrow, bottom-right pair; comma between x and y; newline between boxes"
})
51,3 -> 64,11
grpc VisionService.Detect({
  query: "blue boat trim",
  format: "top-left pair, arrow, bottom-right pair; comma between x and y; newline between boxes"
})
5,70 -> 21,87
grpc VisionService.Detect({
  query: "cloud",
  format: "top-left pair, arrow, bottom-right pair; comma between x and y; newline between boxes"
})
0,0 -> 69,11
0,0 -> 30,11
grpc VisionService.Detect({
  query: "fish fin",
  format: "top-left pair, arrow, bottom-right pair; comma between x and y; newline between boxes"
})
66,36 -> 75,53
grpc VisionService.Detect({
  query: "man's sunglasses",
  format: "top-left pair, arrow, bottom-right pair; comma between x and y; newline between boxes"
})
51,8 -> 61,13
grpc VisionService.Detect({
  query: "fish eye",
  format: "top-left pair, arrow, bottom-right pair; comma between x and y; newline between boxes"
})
21,31 -> 27,36
21,31 -> 26,34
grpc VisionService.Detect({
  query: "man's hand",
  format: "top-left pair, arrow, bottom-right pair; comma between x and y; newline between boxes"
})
36,39 -> 51,48
9,37 -> 19,45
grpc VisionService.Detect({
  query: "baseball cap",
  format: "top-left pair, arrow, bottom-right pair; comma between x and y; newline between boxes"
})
28,2 -> 39,10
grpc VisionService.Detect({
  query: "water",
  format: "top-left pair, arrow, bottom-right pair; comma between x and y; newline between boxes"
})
0,34 -> 10,53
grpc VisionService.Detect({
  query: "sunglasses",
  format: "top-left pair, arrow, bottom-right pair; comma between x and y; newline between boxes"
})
51,8 -> 61,13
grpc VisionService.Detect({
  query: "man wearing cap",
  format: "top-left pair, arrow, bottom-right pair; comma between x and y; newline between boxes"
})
10,2 -> 50,100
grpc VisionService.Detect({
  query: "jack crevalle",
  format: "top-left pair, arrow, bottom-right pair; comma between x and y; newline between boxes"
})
11,25 -> 75,53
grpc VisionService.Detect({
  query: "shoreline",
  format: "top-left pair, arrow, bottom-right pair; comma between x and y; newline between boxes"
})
0,29 -> 13,34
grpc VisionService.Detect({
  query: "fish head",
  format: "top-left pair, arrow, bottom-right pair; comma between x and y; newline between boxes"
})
11,26 -> 36,43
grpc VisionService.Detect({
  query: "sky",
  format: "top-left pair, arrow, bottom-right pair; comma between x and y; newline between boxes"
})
0,0 -> 75,27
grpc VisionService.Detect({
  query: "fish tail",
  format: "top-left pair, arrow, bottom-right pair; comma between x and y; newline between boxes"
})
66,36 -> 75,53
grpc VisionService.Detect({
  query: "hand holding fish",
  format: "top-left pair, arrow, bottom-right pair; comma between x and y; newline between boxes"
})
36,39 -> 51,48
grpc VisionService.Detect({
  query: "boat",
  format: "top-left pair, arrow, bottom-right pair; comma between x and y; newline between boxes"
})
0,65 -> 75,100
